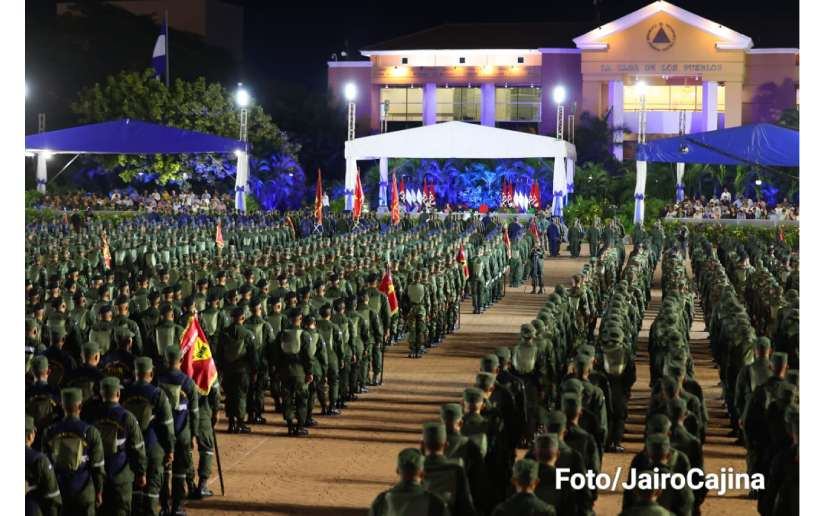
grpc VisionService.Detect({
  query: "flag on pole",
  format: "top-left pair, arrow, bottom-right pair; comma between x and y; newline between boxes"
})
378,269 -> 399,315
399,177 -> 406,205
179,316 -> 219,395
285,215 -> 295,239
215,221 -> 224,249
101,232 -> 111,270
314,169 -> 324,226
152,16 -> 168,83
456,244 -> 469,280
428,183 -> 436,208
62,209 -> 68,226
390,173 -> 401,226
501,180 -> 507,208
530,180 -> 540,210
353,168 -> 364,220
502,227 -> 512,259
506,182 -> 514,208
529,218 -> 540,240
422,178 -> 429,209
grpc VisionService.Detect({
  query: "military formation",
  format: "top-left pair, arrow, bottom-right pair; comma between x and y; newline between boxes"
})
25,209 -> 520,515
692,228 -> 799,515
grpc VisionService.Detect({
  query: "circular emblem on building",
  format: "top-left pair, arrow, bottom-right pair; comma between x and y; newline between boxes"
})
647,22 -> 676,51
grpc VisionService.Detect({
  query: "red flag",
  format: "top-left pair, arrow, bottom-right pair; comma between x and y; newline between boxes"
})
62,209 -> 69,226
215,221 -> 224,249
353,168 -> 364,220
390,173 -> 401,225
399,177 -> 406,205
501,180 -> 507,208
378,269 -> 399,315
422,177 -> 429,209
314,169 -> 324,226
779,227 -> 785,242
428,183 -> 436,207
179,316 -> 219,395
101,232 -> 111,270
534,181 -> 541,210
456,244 -> 469,280
503,226 -> 512,259
529,218 -> 540,240
285,216 -> 295,239
506,181 -> 514,208
530,180 -> 540,210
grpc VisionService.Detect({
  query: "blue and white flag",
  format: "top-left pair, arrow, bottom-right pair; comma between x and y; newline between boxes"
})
152,19 -> 168,81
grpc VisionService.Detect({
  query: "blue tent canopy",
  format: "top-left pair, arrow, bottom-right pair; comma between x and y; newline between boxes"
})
25,119 -> 243,155
637,123 -> 799,167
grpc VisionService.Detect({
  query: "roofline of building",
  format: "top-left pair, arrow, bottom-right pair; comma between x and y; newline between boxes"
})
573,0 -> 753,50
360,49 -> 542,57
327,61 -> 372,68
537,48 -> 582,54
746,48 -> 799,54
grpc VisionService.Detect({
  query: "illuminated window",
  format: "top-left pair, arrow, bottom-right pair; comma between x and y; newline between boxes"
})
434,87 -> 480,122
495,87 -> 541,122
624,84 -> 726,112
380,87 -> 423,121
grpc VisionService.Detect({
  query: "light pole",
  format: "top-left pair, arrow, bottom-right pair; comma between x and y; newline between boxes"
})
235,84 -> 251,212
344,82 -> 357,141
636,80 -> 647,145
553,85 -> 566,140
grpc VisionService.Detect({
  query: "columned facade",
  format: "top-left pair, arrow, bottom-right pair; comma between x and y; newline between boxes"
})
701,80 -> 718,132
608,80 -> 625,160
480,83 -> 496,127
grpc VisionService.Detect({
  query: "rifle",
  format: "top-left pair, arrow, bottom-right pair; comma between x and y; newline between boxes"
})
213,426 -> 225,496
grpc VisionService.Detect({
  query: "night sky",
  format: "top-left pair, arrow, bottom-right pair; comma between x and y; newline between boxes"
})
237,0 -> 799,92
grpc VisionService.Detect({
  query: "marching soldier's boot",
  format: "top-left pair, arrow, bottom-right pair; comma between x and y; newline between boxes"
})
188,479 -> 200,500
236,420 -> 252,433
196,479 -> 213,498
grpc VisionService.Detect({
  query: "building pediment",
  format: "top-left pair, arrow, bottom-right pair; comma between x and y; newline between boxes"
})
573,1 -> 752,51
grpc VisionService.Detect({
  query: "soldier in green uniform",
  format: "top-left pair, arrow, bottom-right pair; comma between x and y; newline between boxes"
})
216,307 -> 257,434
440,403 -> 488,514
26,413 -> 62,516
367,273 -> 392,383
317,305 -> 343,416
302,314 -> 327,427
274,309 -> 314,436
357,289 -> 382,387
345,295 -> 369,395
122,357 -> 174,516
42,388 -> 105,516
331,298 -> 355,404
152,304 -> 184,369
568,219 -> 584,258
470,248 -> 486,314
368,448 -> 449,516
421,421 -> 476,516
189,378 -> 219,500
587,219 -> 601,258
243,298 -> 273,425
87,377 -> 147,516
405,271 -> 428,358
491,459 -> 555,516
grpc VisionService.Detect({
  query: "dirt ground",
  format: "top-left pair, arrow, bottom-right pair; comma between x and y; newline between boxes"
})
189,246 -> 756,516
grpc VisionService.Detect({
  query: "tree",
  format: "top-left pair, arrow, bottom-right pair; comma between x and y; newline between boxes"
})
72,69 -> 300,184
574,109 -> 624,175
777,107 -> 799,130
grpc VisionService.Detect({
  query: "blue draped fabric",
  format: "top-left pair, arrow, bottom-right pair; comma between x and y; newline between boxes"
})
675,184 -> 685,201
25,119 -> 243,155
634,193 -> 645,223
552,190 -> 564,217
636,123 -> 799,167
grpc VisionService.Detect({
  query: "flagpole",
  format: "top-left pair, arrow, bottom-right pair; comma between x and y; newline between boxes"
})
164,9 -> 170,89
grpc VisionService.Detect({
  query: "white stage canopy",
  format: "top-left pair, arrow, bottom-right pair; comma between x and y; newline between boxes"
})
343,121 -> 577,214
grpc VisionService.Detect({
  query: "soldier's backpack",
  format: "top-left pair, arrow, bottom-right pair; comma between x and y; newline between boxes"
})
26,394 -> 58,431
407,283 -> 426,305
154,326 -> 177,357
461,420 -> 489,458
49,430 -> 87,472
422,462 -> 461,510
222,330 -> 247,364
89,327 -> 113,355
512,344 -> 538,374
94,416 -> 126,459
123,394 -> 155,432
160,383 -> 182,411
201,310 -> 220,337
63,376 -> 96,404
280,329 -> 302,355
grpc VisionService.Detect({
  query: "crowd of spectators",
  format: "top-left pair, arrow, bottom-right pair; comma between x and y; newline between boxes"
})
34,189 -> 234,214
664,188 -> 799,221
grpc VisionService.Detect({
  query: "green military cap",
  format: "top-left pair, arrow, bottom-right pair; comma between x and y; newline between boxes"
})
440,403 -> 463,423
31,355 -> 49,374
561,392 -> 582,411
546,410 -> 567,433
645,433 -> 670,455
397,448 -> 424,472
165,345 -> 182,360
100,376 -> 121,398
578,345 -> 596,359
512,459 -> 539,484
560,378 -> 583,395
422,421 -> 447,447
61,387 -> 82,406
114,326 -> 135,340
755,337 -> 772,350
26,415 -> 35,434
49,324 -> 68,339
463,387 -> 484,404
480,354 -> 499,372
666,397 -> 688,419
495,347 -> 511,362
135,356 -> 154,373
520,324 -> 536,339
82,340 -> 100,356
535,433 -> 559,451
771,352 -> 789,371
646,414 -> 672,434
476,372 -> 496,391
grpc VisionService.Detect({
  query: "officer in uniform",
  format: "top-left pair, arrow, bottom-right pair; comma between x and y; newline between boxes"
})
274,309 -> 313,436
42,388 -> 106,516
190,379 -> 219,500
87,377 -> 147,516
491,459 -> 556,516
421,421 -> 476,516
317,304 -> 343,416
26,413 -> 62,515
122,357 -> 174,516
243,297 -> 273,425
529,242 -> 545,294
217,307 -> 257,434
368,448 -> 449,516
405,271 -> 428,358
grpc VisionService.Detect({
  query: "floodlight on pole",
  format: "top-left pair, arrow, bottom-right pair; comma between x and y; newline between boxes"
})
553,85 -> 566,140
235,84 -> 250,108
345,83 -> 357,140
236,83 -> 250,144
